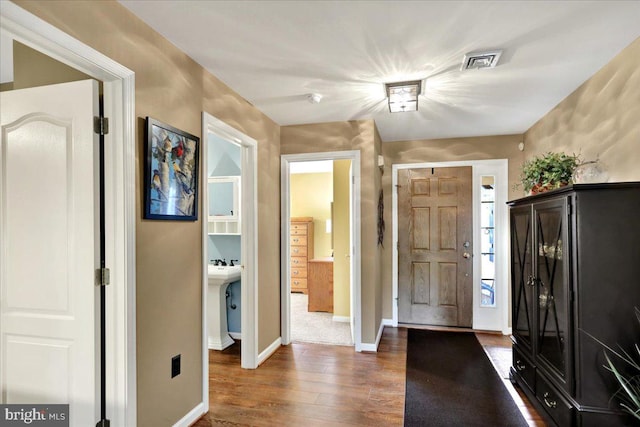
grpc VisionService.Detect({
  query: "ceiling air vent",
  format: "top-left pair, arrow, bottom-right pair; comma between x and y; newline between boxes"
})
461,50 -> 503,70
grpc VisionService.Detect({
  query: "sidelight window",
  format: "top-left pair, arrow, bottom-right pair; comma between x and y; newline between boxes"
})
480,176 -> 496,307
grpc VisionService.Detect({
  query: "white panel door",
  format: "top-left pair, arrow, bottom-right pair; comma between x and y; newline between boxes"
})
0,80 -> 99,426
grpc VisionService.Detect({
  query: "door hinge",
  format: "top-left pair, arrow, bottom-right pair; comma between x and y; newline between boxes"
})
96,419 -> 110,427
567,201 -> 572,216
94,116 -> 109,135
96,268 -> 110,286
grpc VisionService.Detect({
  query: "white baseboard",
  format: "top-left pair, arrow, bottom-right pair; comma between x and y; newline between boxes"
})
172,402 -> 205,427
258,336 -> 282,366
359,320 -> 385,352
332,315 -> 350,323
229,332 -> 242,340
382,318 -> 393,326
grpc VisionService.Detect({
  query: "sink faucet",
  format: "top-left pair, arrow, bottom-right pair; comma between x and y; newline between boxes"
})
220,258 -> 227,266
230,259 -> 239,266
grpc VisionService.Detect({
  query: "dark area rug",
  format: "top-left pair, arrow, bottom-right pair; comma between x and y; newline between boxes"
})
404,329 -> 528,427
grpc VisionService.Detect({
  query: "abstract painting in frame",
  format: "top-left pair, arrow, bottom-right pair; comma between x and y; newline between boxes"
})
144,117 -> 199,220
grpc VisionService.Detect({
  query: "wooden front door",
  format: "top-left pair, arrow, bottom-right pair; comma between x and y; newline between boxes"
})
398,167 -> 473,327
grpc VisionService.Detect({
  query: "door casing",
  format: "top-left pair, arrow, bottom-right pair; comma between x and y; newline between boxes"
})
280,151 -> 362,351
1,3 -> 137,425
392,159 -> 510,333
201,112 -> 259,377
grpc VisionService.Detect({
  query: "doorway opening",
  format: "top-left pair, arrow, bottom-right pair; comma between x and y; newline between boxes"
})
392,159 -> 509,334
281,151 -> 362,351
201,111 -> 259,410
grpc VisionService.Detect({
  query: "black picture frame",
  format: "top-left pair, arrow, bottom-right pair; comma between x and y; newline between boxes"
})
144,117 -> 199,220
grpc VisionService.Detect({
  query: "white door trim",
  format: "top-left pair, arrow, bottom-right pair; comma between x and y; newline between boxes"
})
202,113 -> 259,376
1,3 -> 137,425
280,151 -> 362,352
392,159 -> 509,333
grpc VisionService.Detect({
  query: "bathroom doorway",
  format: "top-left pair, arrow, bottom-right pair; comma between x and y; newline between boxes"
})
281,151 -> 362,351
201,113 -> 259,392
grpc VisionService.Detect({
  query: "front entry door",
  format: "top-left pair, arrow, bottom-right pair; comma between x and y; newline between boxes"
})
0,80 -> 100,426
398,167 -> 473,327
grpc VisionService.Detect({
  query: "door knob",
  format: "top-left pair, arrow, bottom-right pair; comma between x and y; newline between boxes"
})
463,252 -> 471,259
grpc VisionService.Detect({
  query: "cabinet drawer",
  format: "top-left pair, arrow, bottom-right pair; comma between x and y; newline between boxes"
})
291,278 -> 307,290
291,266 -> 307,278
290,225 -> 308,236
536,372 -> 573,427
291,256 -> 307,267
290,245 -> 308,257
290,235 -> 307,246
513,347 -> 535,391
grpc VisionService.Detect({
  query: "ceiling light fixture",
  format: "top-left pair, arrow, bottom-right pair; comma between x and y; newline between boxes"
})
461,50 -> 503,70
385,80 -> 422,113
307,93 -> 323,104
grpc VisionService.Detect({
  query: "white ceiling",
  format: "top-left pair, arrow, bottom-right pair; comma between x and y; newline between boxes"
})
119,1 -> 640,142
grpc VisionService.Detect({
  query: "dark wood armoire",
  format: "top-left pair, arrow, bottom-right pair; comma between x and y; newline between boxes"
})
509,183 -> 640,426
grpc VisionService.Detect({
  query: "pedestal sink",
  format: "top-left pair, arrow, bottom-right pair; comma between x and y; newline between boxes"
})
208,265 -> 241,350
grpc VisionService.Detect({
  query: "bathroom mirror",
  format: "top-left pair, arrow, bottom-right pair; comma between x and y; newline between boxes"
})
208,176 -> 240,220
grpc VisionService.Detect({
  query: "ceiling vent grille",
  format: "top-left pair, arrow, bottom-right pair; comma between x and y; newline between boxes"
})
461,50 -> 503,70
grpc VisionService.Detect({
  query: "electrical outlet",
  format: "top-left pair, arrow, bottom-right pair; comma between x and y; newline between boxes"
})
171,354 -> 181,378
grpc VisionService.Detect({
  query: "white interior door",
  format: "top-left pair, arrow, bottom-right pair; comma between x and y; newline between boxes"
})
0,79 -> 100,426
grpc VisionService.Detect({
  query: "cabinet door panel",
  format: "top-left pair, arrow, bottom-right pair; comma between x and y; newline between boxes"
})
534,198 -> 571,387
511,206 -> 534,351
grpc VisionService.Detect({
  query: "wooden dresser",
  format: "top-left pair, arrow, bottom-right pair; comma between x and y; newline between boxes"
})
290,217 -> 314,294
308,257 -> 333,313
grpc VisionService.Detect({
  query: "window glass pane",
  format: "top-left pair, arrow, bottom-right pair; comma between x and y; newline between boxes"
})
481,279 -> 496,306
481,254 -> 495,279
481,202 -> 494,228
481,228 -> 494,254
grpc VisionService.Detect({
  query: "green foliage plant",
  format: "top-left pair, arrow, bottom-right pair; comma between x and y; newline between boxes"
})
586,307 -> 640,421
518,152 -> 581,194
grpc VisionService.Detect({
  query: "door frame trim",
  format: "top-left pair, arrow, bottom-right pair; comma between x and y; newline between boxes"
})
392,160 -> 509,333
1,3 -> 137,425
201,111 -> 259,379
280,151 -> 362,351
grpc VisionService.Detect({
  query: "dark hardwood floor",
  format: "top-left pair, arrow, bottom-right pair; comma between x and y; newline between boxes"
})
192,327 -> 545,426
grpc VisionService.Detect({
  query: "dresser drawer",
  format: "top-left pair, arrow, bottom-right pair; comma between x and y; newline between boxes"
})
536,372 -> 574,427
291,256 -> 307,267
513,347 -> 535,391
290,225 -> 308,236
291,278 -> 307,291
290,245 -> 308,257
291,266 -> 307,278
290,235 -> 307,246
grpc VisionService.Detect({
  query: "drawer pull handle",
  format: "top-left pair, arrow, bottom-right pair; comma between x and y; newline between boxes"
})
293,238 -> 299,242
515,360 -> 526,371
293,271 -> 298,275
543,392 -> 557,409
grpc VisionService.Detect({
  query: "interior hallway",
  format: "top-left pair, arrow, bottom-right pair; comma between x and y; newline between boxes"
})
193,328 -> 544,426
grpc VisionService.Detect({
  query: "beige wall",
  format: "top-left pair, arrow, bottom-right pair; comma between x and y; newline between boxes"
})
12,1 -> 281,426
333,160 -> 351,318
381,134 -> 524,319
524,37 -> 640,183
291,172 -> 333,258
281,120 -> 381,343
12,40 -> 91,89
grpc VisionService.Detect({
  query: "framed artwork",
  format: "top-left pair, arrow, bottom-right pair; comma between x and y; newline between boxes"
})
144,117 -> 199,220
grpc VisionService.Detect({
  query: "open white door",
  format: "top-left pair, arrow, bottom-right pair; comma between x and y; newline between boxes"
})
1,79 -> 100,426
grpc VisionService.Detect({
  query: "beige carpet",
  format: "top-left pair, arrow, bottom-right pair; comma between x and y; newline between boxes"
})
290,293 -> 353,346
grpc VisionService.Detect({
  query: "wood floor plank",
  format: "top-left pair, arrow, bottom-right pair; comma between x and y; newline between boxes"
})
192,327 -> 545,427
